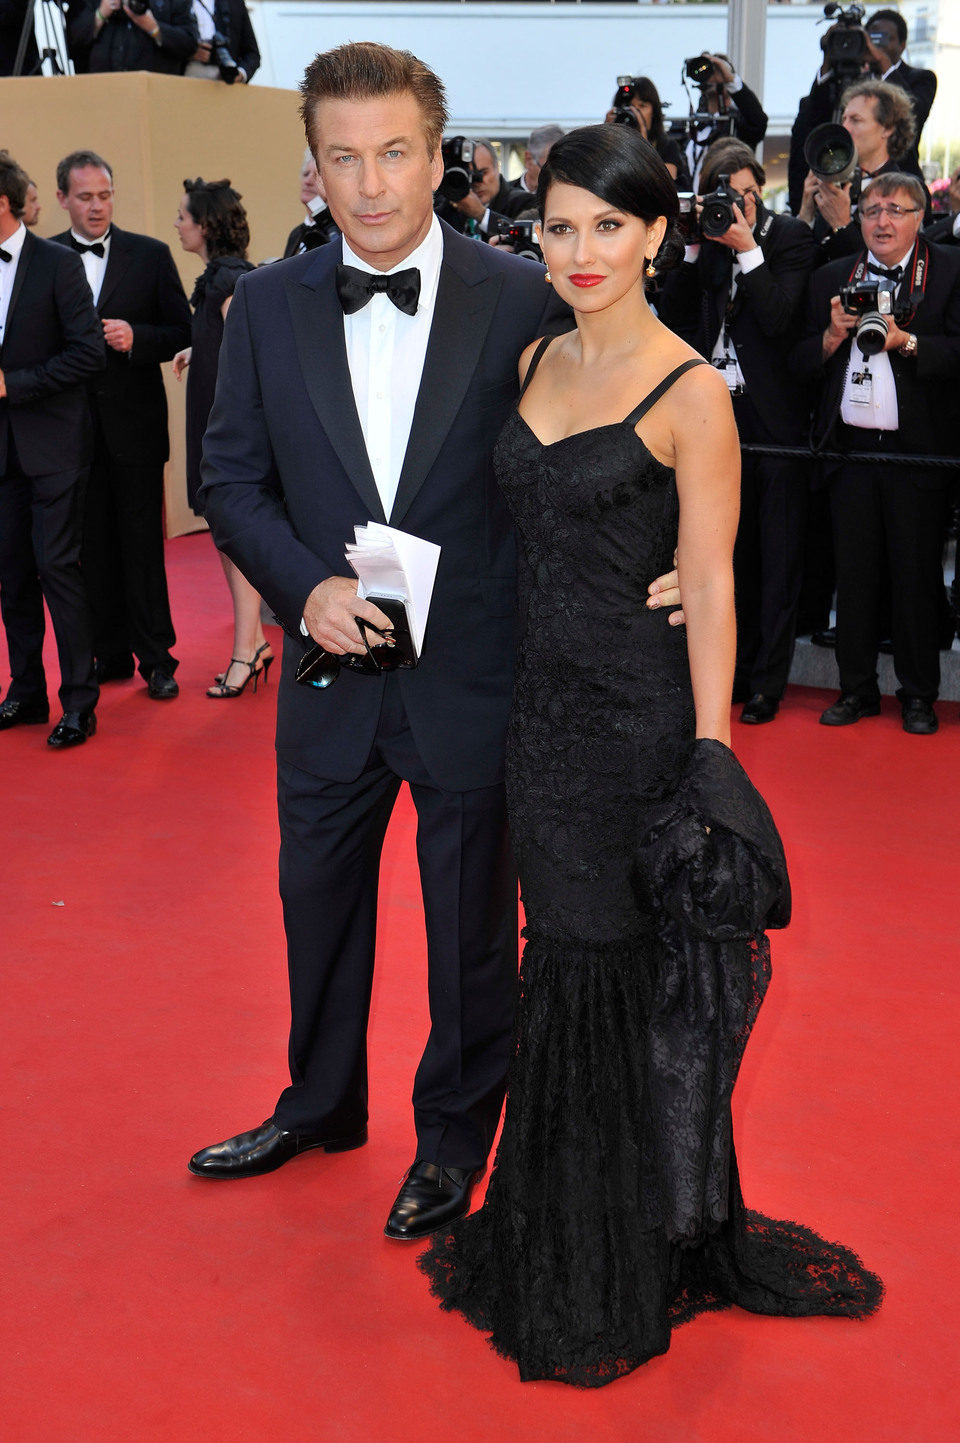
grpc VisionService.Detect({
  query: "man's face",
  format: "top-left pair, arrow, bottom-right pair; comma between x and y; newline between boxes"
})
859,185 -> 923,263
22,183 -> 40,226
57,164 -> 114,240
726,166 -> 760,227
471,144 -> 501,207
313,92 -> 442,271
866,16 -> 904,67
299,155 -> 323,208
841,95 -> 893,163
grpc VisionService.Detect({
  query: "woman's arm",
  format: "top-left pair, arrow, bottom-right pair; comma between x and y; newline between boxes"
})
671,365 -> 740,747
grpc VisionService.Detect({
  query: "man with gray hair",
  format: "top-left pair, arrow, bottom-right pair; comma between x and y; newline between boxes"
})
510,124 -> 564,198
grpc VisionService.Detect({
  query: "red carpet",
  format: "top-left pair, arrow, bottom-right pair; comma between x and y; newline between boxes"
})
3,533 -> 958,1442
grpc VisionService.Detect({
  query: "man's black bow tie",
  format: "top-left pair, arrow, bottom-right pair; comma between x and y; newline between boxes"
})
867,262 -> 902,281
335,263 -> 420,317
0,247 -> 11,263
70,237 -> 106,258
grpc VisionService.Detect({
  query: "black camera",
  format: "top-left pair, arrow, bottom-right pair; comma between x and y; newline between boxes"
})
437,138 -> 483,203
490,216 -> 542,263
821,3 -> 869,77
611,76 -> 640,129
211,30 -> 240,83
126,0 -> 149,14
684,56 -> 717,86
839,279 -> 895,355
699,174 -> 746,239
676,191 -> 698,241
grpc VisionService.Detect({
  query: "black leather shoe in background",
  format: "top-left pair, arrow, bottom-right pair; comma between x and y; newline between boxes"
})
383,1160 -> 477,1240
94,656 -> 135,682
147,665 -> 179,700
901,698 -> 938,735
187,1119 -> 368,1178
740,693 -> 779,725
0,696 -> 49,730
819,694 -> 881,727
47,710 -> 97,748
811,626 -> 837,648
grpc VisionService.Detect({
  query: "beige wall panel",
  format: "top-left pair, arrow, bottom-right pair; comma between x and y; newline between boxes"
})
2,72 -> 305,535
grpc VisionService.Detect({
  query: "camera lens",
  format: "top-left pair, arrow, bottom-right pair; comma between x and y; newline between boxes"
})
855,313 -> 888,356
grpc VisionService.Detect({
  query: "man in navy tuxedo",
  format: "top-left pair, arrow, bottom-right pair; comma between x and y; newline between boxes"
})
189,42 -> 682,1237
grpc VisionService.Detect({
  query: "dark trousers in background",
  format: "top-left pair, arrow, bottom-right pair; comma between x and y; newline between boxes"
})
830,443 -> 948,702
275,673 -> 518,1171
0,438 -> 99,714
82,434 -> 177,675
732,394 -> 809,700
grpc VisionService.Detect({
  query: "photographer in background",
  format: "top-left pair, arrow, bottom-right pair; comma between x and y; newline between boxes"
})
438,138 -> 534,238
185,0 -> 258,83
680,52 -> 767,188
924,168 -> 960,247
70,0 -> 197,75
798,78 -> 917,263
605,76 -> 690,187
283,149 -> 339,257
658,139 -> 816,725
509,125 -> 564,199
790,173 -> 960,735
789,7 -> 934,217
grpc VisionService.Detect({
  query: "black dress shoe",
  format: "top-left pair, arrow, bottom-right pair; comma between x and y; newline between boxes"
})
740,693 -> 779,725
187,1119 -> 368,1178
384,1160 -> 478,1241
811,627 -> 837,648
0,696 -> 49,730
147,665 -> 179,700
47,710 -> 97,748
95,656 -> 135,682
901,698 -> 938,735
819,694 -> 881,727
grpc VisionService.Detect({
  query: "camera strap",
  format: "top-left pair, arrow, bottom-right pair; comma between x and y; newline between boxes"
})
847,238 -> 930,323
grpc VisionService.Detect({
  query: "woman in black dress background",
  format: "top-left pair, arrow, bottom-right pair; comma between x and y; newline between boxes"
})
421,126 -> 881,1386
173,178 -> 273,697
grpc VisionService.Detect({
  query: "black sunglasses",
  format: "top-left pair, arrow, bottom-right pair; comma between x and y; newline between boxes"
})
295,618 -> 409,689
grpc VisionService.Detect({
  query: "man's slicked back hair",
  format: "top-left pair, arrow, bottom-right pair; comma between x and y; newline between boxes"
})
300,41 -> 448,159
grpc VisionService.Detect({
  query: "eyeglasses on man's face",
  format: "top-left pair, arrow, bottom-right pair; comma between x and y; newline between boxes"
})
860,203 -> 922,221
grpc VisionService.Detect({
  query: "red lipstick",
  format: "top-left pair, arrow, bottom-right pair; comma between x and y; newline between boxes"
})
569,273 -> 604,287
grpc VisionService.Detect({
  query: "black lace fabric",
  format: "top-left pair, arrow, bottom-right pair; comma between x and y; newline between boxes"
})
419,407 -> 882,1387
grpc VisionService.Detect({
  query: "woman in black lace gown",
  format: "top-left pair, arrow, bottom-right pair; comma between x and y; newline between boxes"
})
420,127 -> 881,1386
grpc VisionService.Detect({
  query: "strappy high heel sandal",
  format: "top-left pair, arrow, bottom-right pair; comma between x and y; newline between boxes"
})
207,643 -> 275,699
213,642 -> 273,687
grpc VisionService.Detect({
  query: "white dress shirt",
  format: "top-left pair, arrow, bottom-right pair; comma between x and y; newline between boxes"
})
72,227 -> 111,305
342,213 -> 444,521
0,221 -> 27,344
840,245 -> 913,430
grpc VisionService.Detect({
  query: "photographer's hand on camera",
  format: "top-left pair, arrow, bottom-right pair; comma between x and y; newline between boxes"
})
707,199 -> 758,255
94,0 -> 121,28
122,2 -> 163,41
821,293 -> 859,358
303,578 -> 396,658
813,179 -> 853,233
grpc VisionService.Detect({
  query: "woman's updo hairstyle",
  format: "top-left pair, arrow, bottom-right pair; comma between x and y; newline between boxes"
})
536,124 -> 683,281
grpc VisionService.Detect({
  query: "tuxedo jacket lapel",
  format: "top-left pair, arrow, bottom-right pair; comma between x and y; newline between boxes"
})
285,246 -> 386,523
96,227 -> 132,314
390,227 -> 503,528
2,230 -> 35,351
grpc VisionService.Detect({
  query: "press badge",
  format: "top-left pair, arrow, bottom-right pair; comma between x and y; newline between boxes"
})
849,367 -> 873,405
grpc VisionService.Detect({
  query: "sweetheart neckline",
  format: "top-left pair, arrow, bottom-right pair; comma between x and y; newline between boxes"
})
512,410 -> 673,471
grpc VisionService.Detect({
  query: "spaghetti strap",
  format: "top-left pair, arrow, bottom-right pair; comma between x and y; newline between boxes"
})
518,336 -> 554,401
624,359 -> 708,428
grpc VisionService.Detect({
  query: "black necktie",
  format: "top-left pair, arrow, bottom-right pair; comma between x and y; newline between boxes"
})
70,237 -> 106,258
867,262 -> 902,282
0,247 -> 11,263
335,263 -> 420,317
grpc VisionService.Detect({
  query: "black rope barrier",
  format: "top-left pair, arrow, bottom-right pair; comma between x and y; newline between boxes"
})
739,443 -> 960,470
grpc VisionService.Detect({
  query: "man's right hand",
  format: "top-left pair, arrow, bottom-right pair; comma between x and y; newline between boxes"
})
302,577 -> 395,655
822,295 -> 858,359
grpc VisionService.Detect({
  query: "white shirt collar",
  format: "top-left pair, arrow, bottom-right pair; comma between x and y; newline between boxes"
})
867,242 -> 915,273
1,222 -> 27,259
70,227 -> 111,248
341,212 -> 443,315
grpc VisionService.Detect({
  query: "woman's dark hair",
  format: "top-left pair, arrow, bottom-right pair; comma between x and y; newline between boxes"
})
183,177 -> 250,260
629,75 -> 666,148
537,125 -> 683,277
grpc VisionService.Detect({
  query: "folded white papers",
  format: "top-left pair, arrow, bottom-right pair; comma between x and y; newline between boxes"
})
345,523 -> 441,659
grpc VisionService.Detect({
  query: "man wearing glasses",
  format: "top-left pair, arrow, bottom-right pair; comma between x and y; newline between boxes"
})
792,173 -> 960,734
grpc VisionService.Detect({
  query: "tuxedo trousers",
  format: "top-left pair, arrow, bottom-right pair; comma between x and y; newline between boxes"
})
830,448 -> 948,702
82,432 -> 178,675
731,394 -> 809,699
274,673 -> 518,1169
0,440 -> 99,714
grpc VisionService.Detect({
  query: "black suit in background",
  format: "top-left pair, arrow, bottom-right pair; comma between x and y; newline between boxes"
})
657,209 -> 817,701
69,0 -> 197,75
51,226 -> 191,677
791,242 -> 960,703
213,0 -> 259,82
0,231 -> 104,714
438,176 -> 540,237
199,224 -> 567,1167
924,212 -> 959,246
